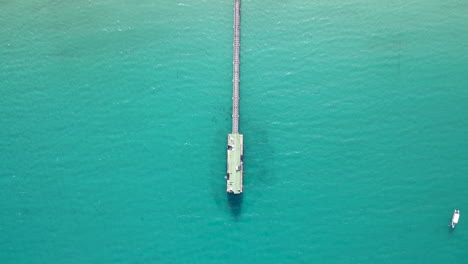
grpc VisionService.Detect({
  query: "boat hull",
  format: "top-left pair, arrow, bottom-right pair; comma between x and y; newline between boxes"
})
451,210 -> 460,228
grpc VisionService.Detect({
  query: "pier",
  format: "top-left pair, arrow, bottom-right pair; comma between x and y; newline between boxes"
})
226,0 -> 244,194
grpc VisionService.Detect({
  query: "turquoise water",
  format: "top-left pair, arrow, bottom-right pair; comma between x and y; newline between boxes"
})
1,0 -> 468,263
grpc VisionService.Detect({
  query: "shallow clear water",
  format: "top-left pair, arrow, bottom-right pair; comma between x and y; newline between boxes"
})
1,0 -> 467,263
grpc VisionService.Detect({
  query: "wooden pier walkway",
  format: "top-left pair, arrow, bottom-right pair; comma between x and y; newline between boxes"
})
232,0 -> 241,134
226,0 -> 244,194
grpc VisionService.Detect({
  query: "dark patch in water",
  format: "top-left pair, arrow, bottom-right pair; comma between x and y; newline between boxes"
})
227,193 -> 243,220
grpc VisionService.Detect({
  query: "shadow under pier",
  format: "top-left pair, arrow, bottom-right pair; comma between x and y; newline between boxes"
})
227,193 -> 243,220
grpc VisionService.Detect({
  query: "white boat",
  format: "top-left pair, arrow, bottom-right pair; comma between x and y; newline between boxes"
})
450,210 -> 460,228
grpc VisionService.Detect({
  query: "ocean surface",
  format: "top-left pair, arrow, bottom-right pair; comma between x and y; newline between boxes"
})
1,0 -> 467,263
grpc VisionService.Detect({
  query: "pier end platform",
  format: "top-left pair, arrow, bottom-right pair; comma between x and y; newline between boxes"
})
226,133 -> 243,194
